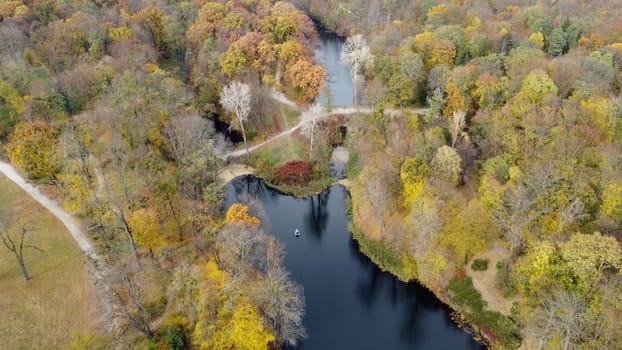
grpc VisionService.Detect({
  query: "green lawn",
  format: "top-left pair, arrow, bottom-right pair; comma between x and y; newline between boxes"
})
0,175 -> 97,349
278,106 -> 300,130
254,134 -> 307,167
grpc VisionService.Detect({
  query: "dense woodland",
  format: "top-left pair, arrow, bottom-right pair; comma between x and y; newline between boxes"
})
0,0 -> 324,348
316,0 -> 622,348
1,0 -> 622,349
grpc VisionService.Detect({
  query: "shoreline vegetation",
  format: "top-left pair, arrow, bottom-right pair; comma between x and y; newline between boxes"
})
228,168 -> 503,349
1,0 -> 621,347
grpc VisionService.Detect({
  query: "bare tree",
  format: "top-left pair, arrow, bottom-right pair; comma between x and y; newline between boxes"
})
450,110 -> 466,148
221,81 -> 252,157
431,145 -> 462,184
59,121 -> 96,187
492,185 -> 539,255
163,114 -> 216,167
341,34 -> 374,105
256,238 -> 307,347
98,149 -> 142,263
408,196 -> 442,258
301,103 -> 324,160
216,224 -> 267,276
167,263 -> 202,324
103,260 -> 153,338
557,197 -> 585,232
0,212 -> 42,281
532,289 -> 588,350
361,174 -> 390,238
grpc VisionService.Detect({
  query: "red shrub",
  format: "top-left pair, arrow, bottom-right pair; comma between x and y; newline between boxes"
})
274,160 -> 312,186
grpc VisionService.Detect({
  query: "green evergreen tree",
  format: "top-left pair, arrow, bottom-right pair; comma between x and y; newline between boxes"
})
547,28 -> 566,56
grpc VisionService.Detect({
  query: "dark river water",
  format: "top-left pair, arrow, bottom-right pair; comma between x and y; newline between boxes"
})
224,176 -> 483,349
314,28 -> 355,106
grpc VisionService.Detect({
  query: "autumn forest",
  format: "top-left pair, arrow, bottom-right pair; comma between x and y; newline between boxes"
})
0,0 -> 622,349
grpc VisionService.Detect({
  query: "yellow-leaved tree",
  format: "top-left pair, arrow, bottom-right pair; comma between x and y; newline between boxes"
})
528,32 -> 545,48
129,208 -> 165,255
513,241 -> 557,297
7,121 -> 57,180
441,199 -> 496,265
193,259 -> 274,350
400,157 -> 430,207
601,181 -> 622,223
443,79 -> 468,117
226,203 -> 261,227
520,69 -> 558,104
560,232 -> 622,292
212,300 -> 275,350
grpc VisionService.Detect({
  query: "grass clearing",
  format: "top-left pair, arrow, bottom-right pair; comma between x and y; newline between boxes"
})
0,174 -> 98,350
254,134 -> 306,167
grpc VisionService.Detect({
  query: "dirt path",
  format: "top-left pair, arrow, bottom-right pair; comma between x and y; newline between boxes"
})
0,161 -> 99,260
270,88 -> 302,111
217,164 -> 255,184
226,92 -> 428,158
0,160 -> 114,331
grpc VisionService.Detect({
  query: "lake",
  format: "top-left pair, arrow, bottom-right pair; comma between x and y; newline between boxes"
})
224,176 -> 483,349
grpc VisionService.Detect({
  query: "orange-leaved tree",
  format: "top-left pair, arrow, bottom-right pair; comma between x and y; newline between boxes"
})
286,60 -> 327,102
226,203 -> 261,227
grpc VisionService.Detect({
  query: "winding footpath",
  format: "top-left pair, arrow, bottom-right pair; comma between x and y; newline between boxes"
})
0,161 -> 99,260
226,89 -> 429,158
0,89 -> 427,333
0,160 -> 114,330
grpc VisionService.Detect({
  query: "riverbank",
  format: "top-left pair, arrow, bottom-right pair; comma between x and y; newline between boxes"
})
221,168 -> 502,348
348,221 -> 497,348
221,162 -> 337,197
223,175 -> 484,349
347,197 -> 522,349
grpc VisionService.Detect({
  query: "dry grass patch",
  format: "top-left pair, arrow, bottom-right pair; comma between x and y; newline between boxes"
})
466,247 -> 515,316
0,174 -> 98,350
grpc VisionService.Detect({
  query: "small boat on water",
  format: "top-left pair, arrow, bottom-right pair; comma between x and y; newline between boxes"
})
294,229 -> 301,237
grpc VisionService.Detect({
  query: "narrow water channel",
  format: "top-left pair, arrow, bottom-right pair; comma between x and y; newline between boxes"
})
314,27 -> 355,106
224,176 -> 483,349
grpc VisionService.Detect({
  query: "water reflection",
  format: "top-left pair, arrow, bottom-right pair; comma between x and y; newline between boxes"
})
224,176 -> 483,349
306,192 -> 329,240
315,29 -> 354,106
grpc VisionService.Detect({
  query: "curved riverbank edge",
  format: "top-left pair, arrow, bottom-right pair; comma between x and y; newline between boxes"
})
348,223 -> 489,348
219,163 -> 337,197
222,173 -> 490,348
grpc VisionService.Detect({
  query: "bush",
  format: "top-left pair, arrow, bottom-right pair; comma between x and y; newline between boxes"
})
165,326 -> 187,350
274,160 -> 312,186
496,261 -> 516,297
476,310 -> 522,349
347,151 -> 360,178
144,295 -> 167,320
448,276 -> 487,313
266,176 -> 334,197
471,259 -> 489,271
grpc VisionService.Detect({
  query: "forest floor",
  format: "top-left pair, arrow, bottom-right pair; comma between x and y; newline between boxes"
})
0,173 -> 100,349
